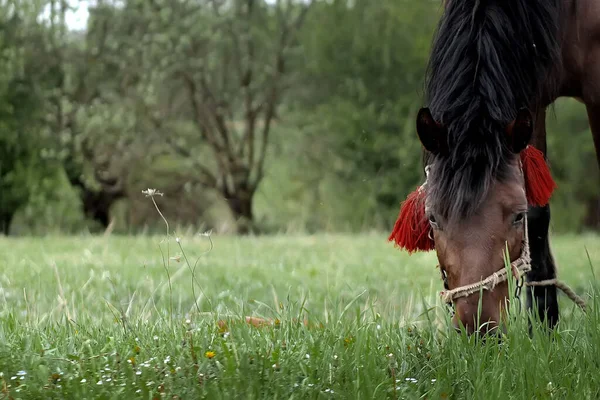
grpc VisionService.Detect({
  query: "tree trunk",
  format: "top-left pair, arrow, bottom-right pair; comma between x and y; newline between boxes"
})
225,188 -> 255,235
81,189 -> 124,230
0,213 -> 13,236
67,172 -> 125,231
583,195 -> 600,231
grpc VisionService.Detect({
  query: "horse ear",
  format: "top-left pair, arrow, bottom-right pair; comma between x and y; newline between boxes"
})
507,108 -> 533,153
416,108 -> 448,155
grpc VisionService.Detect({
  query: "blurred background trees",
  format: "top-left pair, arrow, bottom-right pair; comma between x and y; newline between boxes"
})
0,0 -> 597,235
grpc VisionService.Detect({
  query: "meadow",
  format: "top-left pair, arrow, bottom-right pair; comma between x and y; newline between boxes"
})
0,229 -> 599,399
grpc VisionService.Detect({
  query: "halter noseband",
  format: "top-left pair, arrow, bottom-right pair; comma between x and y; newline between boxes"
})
430,161 -> 585,311
439,218 -> 531,305
425,162 -> 533,305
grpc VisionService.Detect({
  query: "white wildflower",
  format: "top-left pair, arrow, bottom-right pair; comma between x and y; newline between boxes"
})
142,188 -> 164,197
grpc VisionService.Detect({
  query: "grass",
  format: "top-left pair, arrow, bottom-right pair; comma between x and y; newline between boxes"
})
0,229 -> 599,399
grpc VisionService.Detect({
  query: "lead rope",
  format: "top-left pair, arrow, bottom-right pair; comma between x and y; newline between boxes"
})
526,279 -> 587,310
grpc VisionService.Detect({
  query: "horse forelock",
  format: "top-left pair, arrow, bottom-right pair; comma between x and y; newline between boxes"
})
422,0 -> 562,224
424,121 -> 514,226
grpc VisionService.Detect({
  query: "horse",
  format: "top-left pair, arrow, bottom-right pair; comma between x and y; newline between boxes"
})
389,0 -> 600,335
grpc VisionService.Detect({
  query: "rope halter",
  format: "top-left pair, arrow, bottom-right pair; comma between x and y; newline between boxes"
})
439,217 -> 532,305
430,160 -> 586,310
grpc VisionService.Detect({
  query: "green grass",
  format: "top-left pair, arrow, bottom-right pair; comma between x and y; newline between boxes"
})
0,231 -> 599,399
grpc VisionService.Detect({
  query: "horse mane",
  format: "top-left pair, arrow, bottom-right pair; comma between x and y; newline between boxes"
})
423,0 -> 562,223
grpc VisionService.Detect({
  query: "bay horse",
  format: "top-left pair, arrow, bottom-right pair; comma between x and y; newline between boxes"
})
389,0 -> 600,335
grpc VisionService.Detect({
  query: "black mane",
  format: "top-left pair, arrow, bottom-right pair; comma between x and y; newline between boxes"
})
423,0 -> 562,223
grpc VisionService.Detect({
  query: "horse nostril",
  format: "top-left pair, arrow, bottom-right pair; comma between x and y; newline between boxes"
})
453,314 -> 500,336
452,312 -> 473,334
452,318 -> 464,334
453,297 -> 501,336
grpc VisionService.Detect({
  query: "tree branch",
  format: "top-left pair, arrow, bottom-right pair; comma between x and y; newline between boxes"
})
137,87 -> 220,190
181,73 -> 222,151
163,136 -> 219,188
181,72 -> 233,191
197,70 -> 234,158
236,0 -> 259,171
251,0 -> 314,188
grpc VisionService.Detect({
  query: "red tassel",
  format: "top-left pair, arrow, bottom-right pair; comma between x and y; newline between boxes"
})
520,145 -> 557,207
388,186 -> 434,254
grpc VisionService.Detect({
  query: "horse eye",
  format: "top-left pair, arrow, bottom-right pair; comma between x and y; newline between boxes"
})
428,214 -> 439,229
512,212 -> 526,226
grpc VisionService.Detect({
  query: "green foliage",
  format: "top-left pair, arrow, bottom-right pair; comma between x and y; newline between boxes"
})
0,6 -> 59,233
11,168 -> 86,235
547,99 -> 600,233
0,0 -> 598,234
259,0 -> 600,233
257,0 -> 441,232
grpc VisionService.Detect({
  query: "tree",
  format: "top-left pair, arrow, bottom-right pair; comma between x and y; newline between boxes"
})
117,0 -> 314,233
281,0 -> 441,230
0,5 -> 58,235
546,98 -> 600,232
44,0 -> 131,230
